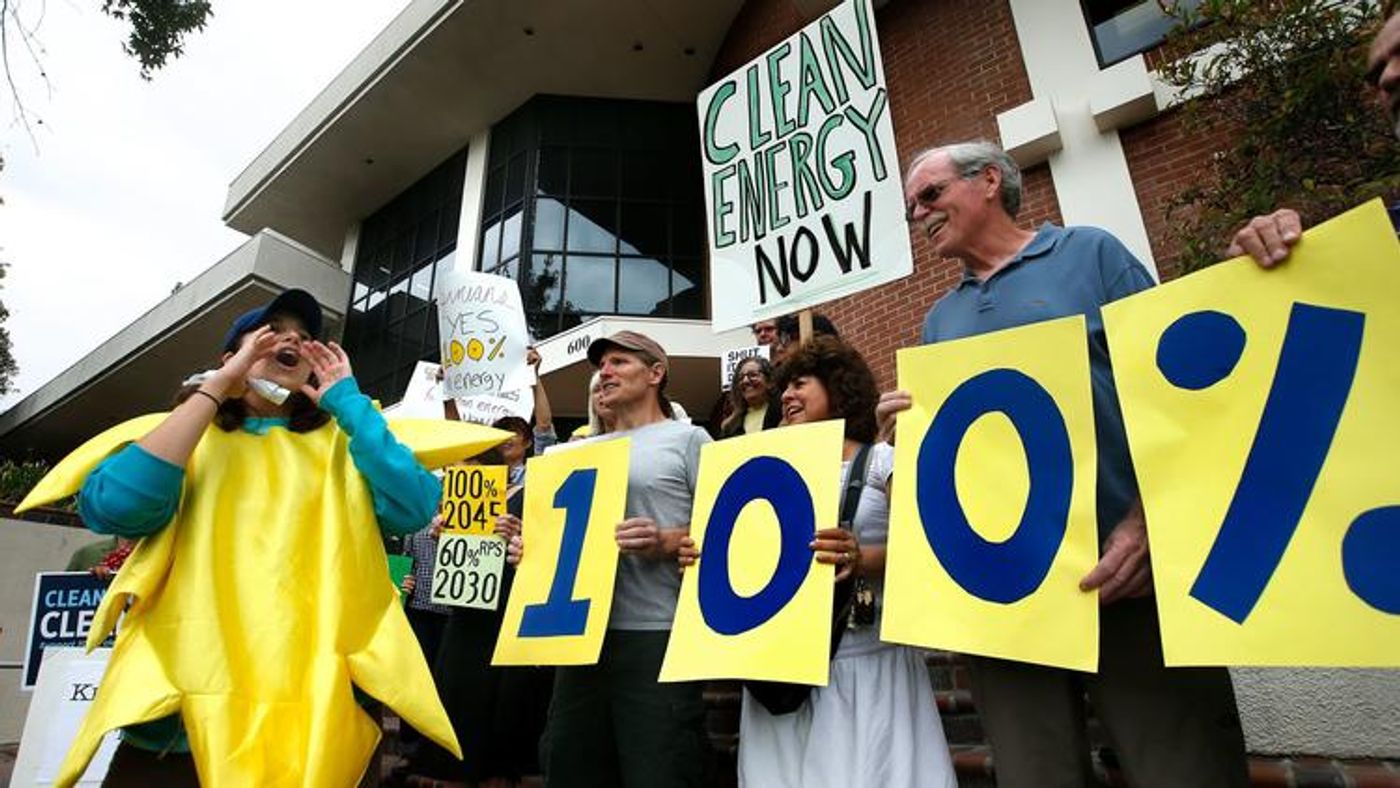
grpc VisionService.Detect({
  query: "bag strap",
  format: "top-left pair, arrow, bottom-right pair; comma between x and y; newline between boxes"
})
839,444 -> 873,530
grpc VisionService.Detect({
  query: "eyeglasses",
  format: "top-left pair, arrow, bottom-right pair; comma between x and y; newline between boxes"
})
905,178 -> 963,221
738,370 -> 766,382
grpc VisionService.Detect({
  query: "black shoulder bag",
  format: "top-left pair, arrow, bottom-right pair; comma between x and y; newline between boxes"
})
744,443 -> 873,716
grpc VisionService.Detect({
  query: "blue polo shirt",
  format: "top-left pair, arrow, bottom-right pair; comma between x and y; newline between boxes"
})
920,223 -> 1155,539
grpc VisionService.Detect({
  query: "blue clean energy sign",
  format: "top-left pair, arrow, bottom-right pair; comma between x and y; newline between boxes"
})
22,572 -> 117,690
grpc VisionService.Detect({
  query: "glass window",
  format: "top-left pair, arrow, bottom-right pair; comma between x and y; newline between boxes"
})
505,154 -> 527,206
500,208 -> 523,263
565,256 -> 616,314
1082,0 -> 1200,67
477,95 -> 708,338
480,220 -> 501,269
538,147 -> 569,196
344,146 -> 467,404
568,200 -> 619,255
622,151 -> 667,199
524,253 -> 563,313
571,149 -> 618,198
534,197 -> 566,251
483,166 -> 505,216
409,265 -> 435,303
619,202 -> 668,259
618,257 -> 671,315
671,257 -> 704,319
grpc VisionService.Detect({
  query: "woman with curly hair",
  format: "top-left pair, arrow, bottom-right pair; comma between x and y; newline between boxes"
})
719,355 -> 782,438
730,336 -> 954,788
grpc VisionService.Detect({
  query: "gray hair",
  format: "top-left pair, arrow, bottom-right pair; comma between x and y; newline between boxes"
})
906,140 -> 1023,218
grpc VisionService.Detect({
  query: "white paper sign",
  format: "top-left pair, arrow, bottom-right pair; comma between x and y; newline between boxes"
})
699,0 -> 911,332
436,270 -> 532,398
12,647 -> 119,786
456,386 -> 534,425
391,361 -> 449,419
431,533 -> 507,611
720,344 -> 772,390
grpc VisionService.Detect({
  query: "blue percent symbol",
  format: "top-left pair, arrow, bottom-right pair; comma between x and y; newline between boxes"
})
1157,304 -> 1397,622
915,368 -> 1073,604
698,456 -> 815,635
519,468 -> 596,637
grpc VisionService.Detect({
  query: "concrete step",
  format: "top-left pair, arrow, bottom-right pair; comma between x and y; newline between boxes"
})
950,745 -> 1400,788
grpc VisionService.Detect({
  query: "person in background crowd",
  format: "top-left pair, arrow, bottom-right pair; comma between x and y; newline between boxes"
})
395,451 -> 504,780
66,535 -> 120,572
879,140 -> 1255,788
685,336 -> 956,788
419,450 -> 548,785
508,330 -> 711,788
719,356 -> 781,438
569,372 -> 610,441
772,313 -> 839,365
492,416 -> 537,488
1229,7 -> 1400,264
90,538 -> 135,581
751,319 -> 779,346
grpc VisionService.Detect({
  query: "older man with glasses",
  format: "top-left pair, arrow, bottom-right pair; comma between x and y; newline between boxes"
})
878,139 -> 1251,788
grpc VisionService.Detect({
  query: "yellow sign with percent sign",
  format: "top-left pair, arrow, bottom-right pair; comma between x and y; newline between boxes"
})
441,465 -> 508,536
1103,199 -> 1400,667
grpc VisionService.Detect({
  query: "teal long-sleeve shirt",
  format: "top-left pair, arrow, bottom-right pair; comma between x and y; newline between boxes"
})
75,377 -> 440,754
78,377 -> 441,539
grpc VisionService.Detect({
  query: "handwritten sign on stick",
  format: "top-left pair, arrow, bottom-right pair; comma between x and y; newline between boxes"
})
699,0 -> 912,332
431,534 -> 507,611
436,269 -> 532,398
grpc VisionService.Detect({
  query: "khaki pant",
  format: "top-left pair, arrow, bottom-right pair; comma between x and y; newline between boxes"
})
966,598 -> 1248,788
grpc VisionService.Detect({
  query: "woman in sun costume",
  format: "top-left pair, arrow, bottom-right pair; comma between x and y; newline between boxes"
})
16,289 -> 508,787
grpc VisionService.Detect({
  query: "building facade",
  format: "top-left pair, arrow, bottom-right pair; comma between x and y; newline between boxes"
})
1,0 -> 1395,762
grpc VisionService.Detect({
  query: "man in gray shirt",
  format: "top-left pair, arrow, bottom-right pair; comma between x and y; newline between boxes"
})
540,330 -> 711,788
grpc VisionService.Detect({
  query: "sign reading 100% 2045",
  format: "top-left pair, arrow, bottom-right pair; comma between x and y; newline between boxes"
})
432,465 -> 509,610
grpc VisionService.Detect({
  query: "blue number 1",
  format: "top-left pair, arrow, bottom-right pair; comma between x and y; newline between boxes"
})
519,469 -> 597,637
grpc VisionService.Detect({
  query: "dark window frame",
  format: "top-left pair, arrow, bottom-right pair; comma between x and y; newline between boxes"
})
343,147 -> 468,405
1079,0 -> 1202,68
476,95 -> 708,340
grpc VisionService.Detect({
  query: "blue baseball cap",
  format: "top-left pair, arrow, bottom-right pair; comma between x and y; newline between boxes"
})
223,289 -> 323,352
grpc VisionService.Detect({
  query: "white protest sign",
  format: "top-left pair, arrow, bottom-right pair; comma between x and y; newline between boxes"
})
436,269 -> 532,398
391,361 -> 449,419
721,344 -> 771,390
431,534 -> 507,611
11,647 -> 119,786
699,0 -> 911,332
456,386 -> 534,425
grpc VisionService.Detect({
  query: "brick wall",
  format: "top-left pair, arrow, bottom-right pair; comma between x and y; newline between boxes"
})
1120,108 -> 1239,282
709,0 -> 1063,389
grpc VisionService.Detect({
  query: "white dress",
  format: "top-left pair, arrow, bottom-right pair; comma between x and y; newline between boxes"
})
737,444 -> 957,788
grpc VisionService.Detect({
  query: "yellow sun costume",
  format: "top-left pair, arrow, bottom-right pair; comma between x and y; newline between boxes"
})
18,411 -> 507,787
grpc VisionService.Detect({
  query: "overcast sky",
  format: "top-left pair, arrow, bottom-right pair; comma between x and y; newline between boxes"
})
0,0 -> 411,410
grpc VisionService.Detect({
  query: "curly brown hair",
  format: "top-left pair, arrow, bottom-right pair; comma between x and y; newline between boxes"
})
772,336 -> 878,443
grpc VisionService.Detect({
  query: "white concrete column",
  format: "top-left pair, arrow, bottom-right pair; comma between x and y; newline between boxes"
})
1000,0 -> 1159,276
339,222 -> 361,274
455,127 -> 492,272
